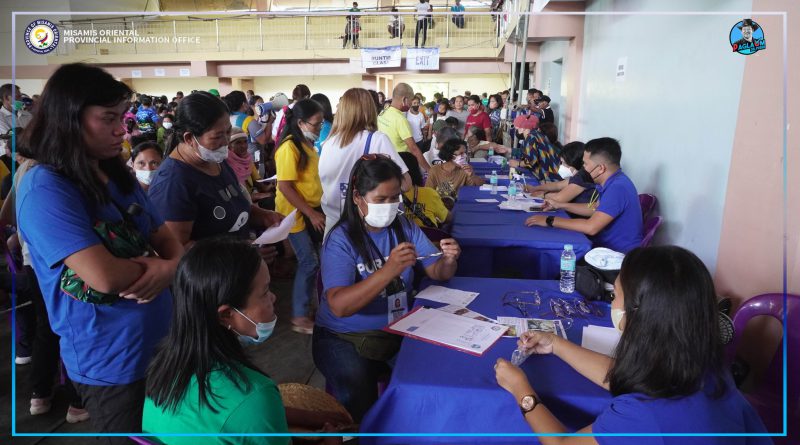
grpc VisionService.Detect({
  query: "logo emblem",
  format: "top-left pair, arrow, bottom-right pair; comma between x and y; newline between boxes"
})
730,18 -> 765,55
24,19 -> 60,54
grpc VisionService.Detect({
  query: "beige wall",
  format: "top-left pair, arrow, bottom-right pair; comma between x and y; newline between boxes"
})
714,3 -> 799,304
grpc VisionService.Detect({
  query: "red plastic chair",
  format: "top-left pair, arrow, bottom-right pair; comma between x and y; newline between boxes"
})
640,216 -> 662,248
638,193 -> 657,222
726,293 -> 799,442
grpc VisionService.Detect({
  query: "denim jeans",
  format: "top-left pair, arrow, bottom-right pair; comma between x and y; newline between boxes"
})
287,229 -> 319,318
312,326 -> 393,422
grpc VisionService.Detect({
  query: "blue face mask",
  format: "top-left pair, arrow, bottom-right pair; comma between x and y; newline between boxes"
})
232,308 -> 277,345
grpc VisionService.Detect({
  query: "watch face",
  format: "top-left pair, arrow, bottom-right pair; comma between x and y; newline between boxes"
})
521,395 -> 535,411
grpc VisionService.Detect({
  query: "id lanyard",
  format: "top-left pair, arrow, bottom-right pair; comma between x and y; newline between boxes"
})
364,227 -> 409,323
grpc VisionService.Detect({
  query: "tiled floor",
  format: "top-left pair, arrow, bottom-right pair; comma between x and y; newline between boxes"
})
1,276 -> 325,444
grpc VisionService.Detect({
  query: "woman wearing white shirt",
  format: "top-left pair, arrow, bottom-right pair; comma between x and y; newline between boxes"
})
319,88 -> 411,237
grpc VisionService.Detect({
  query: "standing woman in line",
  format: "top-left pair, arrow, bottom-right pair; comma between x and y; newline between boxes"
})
16,63 -> 183,440
275,99 -> 326,334
147,92 -> 282,263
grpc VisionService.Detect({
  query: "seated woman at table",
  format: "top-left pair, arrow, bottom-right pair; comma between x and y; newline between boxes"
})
524,141 -> 594,205
494,246 -> 769,444
425,138 -> 485,206
398,152 -> 451,228
313,155 -> 462,422
466,126 -> 511,160
144,237 -> 350,444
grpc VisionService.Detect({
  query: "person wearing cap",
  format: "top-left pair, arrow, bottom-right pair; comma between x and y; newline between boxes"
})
733,18 -> 761,48
226,127 -> 271,203
525,137 -> 643,254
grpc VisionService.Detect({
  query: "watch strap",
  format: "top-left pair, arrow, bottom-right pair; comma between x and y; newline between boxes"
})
546,216 -> 555,227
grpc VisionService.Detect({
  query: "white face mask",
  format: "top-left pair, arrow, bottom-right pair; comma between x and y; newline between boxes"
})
194,135 -> 228,164
162,122 -> 173,130
558,164 -> 574,179
454,154 -> 467,165
303,130 -> 320,143
362,200 -> 401,228
611,308 -> 625,332
135,169 -> 157,185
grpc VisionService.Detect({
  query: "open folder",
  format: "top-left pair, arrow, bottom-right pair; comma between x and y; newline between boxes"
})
385,307 -> 508,356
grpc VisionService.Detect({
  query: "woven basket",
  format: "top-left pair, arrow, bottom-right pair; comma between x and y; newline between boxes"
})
278,383 -> 355,440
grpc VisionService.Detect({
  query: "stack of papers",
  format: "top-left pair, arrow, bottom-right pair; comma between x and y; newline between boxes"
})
386,307 -> 507,356
483,174 -> 510,180
475,198 -> 499,203
581,325 -> 621,356
470,157 -> 487,163
437,305 -> 497,324
496,317 -> 567,339
415,285 -> 479,307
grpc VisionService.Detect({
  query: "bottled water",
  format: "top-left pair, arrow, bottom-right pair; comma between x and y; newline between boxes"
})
559,244 -> 576,294
508,180 -> 517,201
488,147 -> 495,157
490,170 -> 498,195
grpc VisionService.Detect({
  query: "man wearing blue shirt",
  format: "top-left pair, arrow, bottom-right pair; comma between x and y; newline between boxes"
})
451,0 -> 465,28
524,137 -> 643,253
135,95 -> 160,134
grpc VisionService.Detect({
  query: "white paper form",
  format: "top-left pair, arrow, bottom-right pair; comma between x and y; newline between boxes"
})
252,209 -> 297,245
479,185 -> 508,192
415,285 -> 479,307
475,199 -> 500,203
581,325 -> 621,357
387,307 -> 507,355
437,305 -> 497,324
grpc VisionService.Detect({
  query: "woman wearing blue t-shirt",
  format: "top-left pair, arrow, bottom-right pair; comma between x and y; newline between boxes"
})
494,246 -> 769,444
313,155 -> 462,422
148,92 -> 282,260
16,63 -> 184,438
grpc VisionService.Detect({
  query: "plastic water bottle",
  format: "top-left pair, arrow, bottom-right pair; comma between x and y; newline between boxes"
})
560,244 -> 576,293
490,170 -> 498,195
508,180 -> 517,201
488,147 -> 495,157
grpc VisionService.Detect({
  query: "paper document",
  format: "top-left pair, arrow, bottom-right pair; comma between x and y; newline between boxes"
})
470,157 -> 487,163
415,285 -> 479,307
581,325 -> 621,357
484,174 -> 510,180
496,317 -> 567,339
479,185 -> 508,192
386,307 -> 507,356
437,305 -> 497,324
475,198 -> 499,203
252,210 -> 297,245
257,174 -> 278,183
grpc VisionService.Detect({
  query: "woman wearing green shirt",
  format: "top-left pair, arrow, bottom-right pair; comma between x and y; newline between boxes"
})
143,238 -> 350,443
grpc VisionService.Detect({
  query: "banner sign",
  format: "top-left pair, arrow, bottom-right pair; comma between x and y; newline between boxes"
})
361,46 -> 402,68
406,47 -> 440,70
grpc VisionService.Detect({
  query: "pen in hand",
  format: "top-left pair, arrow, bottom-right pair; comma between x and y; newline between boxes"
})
416,252 -> 443,261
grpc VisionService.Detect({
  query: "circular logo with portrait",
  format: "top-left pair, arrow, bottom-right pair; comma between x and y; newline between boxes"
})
729,18 -> 765,55
25,19 -> 60,54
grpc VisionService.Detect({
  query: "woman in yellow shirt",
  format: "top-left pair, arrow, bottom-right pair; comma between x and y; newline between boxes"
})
398,152 -> 451,228
275,99 -> 325,335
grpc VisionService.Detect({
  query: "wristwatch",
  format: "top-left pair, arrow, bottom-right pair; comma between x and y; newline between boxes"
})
546,216 -> 555,227
520,394 -> 542,415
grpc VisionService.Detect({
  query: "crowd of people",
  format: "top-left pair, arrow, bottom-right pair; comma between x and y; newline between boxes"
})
0,64 -> 769,444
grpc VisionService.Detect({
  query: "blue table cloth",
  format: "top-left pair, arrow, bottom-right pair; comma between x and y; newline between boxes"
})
470,160 -> 508,177
360,277 -> 613,444
450,186 -> 592,280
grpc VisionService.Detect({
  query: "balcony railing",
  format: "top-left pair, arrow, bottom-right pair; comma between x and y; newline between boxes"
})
53,4 -> 522,56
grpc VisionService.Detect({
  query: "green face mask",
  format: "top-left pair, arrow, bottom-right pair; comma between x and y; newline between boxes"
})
13,100 -> 24,111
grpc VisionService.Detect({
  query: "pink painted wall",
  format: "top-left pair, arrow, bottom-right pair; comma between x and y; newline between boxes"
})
713,2 -> 798,387
714,4 -> 799,304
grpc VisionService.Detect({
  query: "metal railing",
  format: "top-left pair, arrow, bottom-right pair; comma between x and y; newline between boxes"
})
53,4 -> 521,56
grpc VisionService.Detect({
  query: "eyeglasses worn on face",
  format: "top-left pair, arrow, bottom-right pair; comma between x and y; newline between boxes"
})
303,120 -> 323,129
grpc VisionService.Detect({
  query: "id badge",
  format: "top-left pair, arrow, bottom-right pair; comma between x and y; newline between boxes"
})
385,277 -> 408,323
388,292 -> 408,323
339,182 -> 349,212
